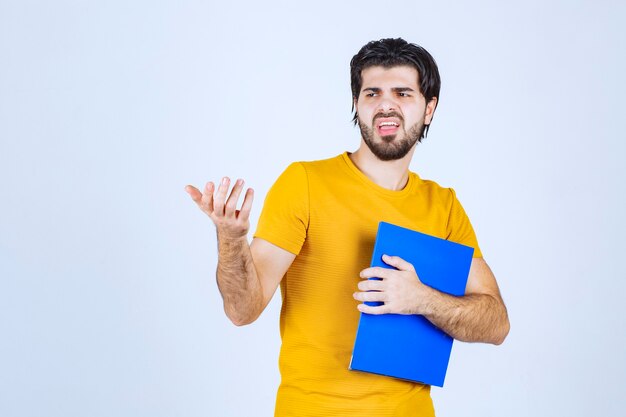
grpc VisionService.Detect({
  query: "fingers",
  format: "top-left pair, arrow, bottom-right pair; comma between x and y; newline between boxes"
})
185,183 -> 214,214
224,179 -> 245,217
212,177 -> 230,217
357,303 -> 389,315
186,178 -> 254,222
381,254 -> 415,272
354,278 -> 387,313
357,279 -> 384,292
184,185 -> 202,204
359,256 -> 415,280
353,290 -> 386,303
359,266 -> 394,280
238,188 -> 254,221
201,182 -> 215,213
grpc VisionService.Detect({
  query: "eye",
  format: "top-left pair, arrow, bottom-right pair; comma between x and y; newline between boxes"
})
398,92 -> 411,97
365,92 -> 377,97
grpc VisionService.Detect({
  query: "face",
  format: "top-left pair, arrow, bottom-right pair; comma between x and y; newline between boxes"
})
355,65 -> 437,161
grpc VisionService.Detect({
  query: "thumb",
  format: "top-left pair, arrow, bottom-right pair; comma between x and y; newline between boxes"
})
382,254 -> 415,272
185,185 -> 202,203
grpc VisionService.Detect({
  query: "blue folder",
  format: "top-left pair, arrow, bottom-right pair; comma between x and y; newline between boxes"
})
349,221 -> 474,387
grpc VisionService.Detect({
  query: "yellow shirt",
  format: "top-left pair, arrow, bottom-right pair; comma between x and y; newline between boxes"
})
255,152 -> 482,417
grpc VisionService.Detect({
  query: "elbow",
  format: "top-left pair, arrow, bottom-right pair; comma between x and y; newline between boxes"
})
230,317 -> 255,327
224,304 -> 262,327
228,316 -> 257,327
492,317 -> 510,346
221,291 -> 265,327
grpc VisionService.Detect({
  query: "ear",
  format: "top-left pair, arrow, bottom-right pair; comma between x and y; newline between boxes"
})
424,97 -> 438,125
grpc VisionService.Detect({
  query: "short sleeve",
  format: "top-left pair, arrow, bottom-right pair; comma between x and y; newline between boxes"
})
254,162 -> 309,255
446,188 -> 483,258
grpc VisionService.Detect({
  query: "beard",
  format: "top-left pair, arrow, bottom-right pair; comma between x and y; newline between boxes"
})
358,113 -> 425,161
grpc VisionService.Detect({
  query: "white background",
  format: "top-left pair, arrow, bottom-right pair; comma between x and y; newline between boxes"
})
1,1 -> 625,416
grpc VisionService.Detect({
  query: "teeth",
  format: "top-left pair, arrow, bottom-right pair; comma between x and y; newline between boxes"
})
379,122 -> 398,127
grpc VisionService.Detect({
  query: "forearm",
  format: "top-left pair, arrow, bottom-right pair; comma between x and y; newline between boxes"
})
421,289 -> 509,345
216,233 -> 263,326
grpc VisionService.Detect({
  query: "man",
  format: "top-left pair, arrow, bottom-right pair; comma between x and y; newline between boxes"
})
186,38 -> 509,416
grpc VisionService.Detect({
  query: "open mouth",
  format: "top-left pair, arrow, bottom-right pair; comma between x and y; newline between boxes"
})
376,118 -> 401,136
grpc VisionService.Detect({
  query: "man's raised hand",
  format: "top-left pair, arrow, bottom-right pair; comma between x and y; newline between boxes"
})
185,177 -> 254,239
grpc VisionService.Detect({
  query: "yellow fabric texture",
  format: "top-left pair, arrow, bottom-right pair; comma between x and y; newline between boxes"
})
254,153 -> 482,417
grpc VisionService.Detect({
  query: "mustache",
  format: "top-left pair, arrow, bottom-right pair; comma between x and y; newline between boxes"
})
373,112 -> 404,123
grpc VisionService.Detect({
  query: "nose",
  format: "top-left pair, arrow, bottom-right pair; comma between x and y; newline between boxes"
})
376,96 -> 397,114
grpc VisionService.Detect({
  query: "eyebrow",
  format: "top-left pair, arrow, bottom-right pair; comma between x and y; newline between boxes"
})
392,87 -> 415,93
362,87 -> 416,93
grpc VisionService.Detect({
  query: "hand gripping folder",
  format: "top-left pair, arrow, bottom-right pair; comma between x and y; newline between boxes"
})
349,222 -> 474,387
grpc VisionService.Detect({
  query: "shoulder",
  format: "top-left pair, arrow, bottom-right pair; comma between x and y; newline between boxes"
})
297,154 -> 344,172
411,173 -> 457,208
270,154 -> 343,193
278,154 -> 345,182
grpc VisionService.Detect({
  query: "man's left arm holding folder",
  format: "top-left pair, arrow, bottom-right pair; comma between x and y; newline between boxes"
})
353,255 -> 510,345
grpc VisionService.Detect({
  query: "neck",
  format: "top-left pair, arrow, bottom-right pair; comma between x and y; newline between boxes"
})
348,141 -> 415,191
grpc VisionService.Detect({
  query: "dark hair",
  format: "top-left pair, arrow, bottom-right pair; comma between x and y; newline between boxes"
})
350,38 -> 441,138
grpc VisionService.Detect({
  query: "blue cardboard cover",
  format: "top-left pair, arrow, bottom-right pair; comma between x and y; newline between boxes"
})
349,222 -> 474,387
